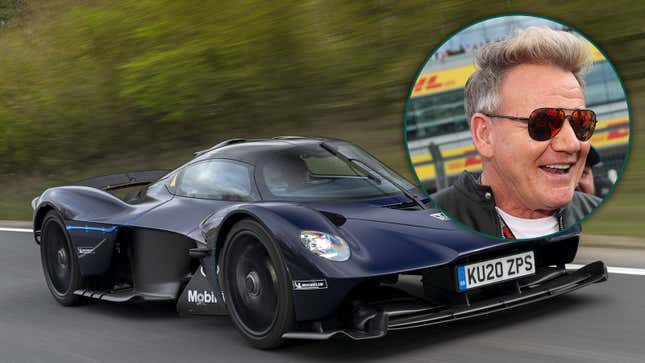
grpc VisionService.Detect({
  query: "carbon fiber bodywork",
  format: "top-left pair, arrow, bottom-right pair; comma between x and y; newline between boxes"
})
32,137 -> 604,341
283,261 -> 608,340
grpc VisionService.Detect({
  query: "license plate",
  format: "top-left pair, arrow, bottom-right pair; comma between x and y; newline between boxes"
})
456,251 -> 535,291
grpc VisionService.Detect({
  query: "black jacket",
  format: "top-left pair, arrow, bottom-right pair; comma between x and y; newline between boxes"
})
431,171 -> 602,238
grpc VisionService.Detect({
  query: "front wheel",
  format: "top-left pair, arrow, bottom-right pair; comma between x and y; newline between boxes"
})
220,219 -> 294,349
40,211 -> 83,306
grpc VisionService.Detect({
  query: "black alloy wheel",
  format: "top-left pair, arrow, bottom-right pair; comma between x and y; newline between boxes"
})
220,219 -> 294,349
40,211 -> 83,306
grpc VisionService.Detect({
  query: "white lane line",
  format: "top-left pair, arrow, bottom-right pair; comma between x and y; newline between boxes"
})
2,226 -> 645,276
567,264 -> 645,276
0,227 -> 33,233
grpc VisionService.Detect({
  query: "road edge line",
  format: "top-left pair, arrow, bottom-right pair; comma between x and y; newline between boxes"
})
567,263 -> 645,276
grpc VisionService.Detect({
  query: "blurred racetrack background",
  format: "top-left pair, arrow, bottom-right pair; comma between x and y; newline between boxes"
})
1,0 -> 643,241
405,16 -> 628,199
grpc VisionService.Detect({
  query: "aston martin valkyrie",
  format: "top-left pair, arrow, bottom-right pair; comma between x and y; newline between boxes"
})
31,137 -> 607,348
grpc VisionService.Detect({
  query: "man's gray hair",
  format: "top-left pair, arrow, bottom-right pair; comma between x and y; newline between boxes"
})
464,26 -> 594,122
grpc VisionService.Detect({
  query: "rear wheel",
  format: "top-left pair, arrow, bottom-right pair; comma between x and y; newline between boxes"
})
220,219 -> 294,349
40,211 -> 83,306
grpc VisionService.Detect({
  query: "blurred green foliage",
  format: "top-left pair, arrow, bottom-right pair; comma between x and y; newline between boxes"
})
0,0 -> 25,24
0,0 -> 436,173
0,0 -> 644,238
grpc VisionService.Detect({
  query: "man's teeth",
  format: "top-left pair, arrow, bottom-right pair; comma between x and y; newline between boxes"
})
544,164 -> 570,170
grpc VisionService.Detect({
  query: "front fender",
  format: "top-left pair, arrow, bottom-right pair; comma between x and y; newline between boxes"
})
201,203 -> 340,280
200,203 -> 362,322
200,202 -> 497,280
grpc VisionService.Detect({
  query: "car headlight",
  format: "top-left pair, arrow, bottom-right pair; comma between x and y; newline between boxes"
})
300,230 -> 350,261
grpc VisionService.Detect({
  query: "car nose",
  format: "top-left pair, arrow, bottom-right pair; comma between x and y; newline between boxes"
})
550,117 -> 582,154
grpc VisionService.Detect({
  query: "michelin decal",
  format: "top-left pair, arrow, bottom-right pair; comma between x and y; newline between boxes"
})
292,279 -> 328,290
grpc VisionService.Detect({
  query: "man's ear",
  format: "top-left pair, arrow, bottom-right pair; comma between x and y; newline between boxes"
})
470,112 -> 494,159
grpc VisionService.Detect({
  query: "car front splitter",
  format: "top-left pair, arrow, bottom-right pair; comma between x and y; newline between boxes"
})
282,260 -> 608,340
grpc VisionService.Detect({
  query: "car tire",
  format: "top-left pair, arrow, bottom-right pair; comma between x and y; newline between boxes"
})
220,219 -> 294,349
40,210 -> 84,306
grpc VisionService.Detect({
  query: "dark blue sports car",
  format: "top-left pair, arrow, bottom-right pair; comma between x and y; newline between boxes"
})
31,137 -> 607,349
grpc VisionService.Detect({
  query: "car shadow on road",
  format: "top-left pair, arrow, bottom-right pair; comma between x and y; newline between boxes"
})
77,299 -> 219,318
12,282 -> 606,358
277,293 -> 605,359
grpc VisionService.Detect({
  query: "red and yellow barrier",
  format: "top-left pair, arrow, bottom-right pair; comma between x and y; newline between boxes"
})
412,116 -> 629,181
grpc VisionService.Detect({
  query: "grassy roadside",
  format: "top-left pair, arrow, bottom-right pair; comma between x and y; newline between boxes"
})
580,234 -> 645,249
2,89 -> 643,241
0,115 -> 415,220
2,113 -> 643,241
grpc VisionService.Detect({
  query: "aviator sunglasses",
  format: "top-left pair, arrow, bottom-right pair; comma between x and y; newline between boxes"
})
485,107 -> 597,142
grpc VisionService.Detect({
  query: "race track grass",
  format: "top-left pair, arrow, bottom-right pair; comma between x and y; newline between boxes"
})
2,94 -> 643,244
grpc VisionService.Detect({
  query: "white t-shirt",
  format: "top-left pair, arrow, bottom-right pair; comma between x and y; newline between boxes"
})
495,207 -> 558,239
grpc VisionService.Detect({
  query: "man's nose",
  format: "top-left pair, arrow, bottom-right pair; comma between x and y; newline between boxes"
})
550,118 -> 582,153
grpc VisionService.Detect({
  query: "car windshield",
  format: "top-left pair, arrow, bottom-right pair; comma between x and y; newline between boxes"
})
258,143 -> 406,201
330,142 -> 417,191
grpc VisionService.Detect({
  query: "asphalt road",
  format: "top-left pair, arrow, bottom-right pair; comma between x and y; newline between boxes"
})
2,230 -> 644,363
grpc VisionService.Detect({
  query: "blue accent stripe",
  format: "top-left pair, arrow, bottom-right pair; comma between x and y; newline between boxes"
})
457,266 -> 467,292
65,225 -> 118,233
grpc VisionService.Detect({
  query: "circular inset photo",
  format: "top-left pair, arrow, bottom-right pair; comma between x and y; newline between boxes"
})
404,15 -> 630,240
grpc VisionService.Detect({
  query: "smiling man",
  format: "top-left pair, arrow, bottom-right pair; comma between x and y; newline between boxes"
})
432,26 -> 602,239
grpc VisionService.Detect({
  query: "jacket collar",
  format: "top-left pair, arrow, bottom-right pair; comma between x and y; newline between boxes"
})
455,171 -> 567,237
452,171 -> 494,204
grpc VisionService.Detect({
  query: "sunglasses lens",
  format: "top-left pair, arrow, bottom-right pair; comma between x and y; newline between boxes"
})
571,110 -> 597,141
529,108 -> 565,141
